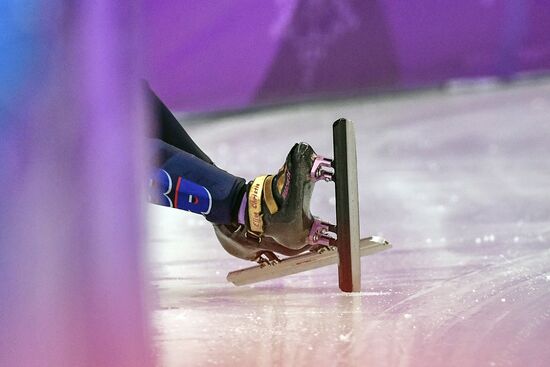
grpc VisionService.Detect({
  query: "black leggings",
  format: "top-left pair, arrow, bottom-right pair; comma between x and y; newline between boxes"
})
145,83 -> 246,224
145,83 -> 214,165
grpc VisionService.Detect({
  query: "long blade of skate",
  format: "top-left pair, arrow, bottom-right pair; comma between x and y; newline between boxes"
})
333,119 -> 361,292
226,237 -> 391,287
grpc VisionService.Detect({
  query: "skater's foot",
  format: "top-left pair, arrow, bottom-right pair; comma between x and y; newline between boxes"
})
245,142 -> 320,248
214,143 -> 325,262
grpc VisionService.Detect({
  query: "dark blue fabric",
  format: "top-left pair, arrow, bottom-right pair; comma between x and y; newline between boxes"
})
149,139 -> 245,224
144,81 -> 214,165
146,82 -> 246,224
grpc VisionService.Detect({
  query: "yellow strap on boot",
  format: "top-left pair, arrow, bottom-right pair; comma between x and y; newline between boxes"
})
263,175 -> 279,215
248,176 -> 267,234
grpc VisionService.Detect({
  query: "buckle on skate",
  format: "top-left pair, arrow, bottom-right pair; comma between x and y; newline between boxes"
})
310,156 -> 334,182
245,230 -> 262,244
254,251 -> 280,267
307,218 -> 336,246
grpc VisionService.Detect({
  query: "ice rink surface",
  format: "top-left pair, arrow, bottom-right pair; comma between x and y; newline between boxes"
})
148,79 -> 550,367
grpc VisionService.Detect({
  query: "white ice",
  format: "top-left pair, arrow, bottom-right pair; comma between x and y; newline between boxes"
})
148,79 -> 550,367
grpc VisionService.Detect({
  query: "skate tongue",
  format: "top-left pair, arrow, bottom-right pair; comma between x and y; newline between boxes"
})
276,164 -> 290,199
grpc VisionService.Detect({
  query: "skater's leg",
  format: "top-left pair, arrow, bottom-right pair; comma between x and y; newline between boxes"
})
149,139 -> 306,261
148,138 -> 321,260
144,82 -> 214,165
143,82 -> 321,260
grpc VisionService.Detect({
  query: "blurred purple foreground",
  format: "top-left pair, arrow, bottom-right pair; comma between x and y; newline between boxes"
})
0,2 -> 153,366
144,0 -> 550,113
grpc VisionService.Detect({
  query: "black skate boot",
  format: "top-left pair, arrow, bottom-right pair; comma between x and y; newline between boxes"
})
247,142 -> 317,248
213,223 -> 309,264
214,142 -> 334,263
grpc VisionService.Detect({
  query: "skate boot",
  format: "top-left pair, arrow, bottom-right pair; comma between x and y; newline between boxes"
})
215,142 -> 332,263
247,142 -> 317,247
213,223 -> 309,264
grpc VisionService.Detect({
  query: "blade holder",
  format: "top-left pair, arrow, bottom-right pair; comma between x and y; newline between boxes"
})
310,156 -> 334,182
307,218 -> 335,246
